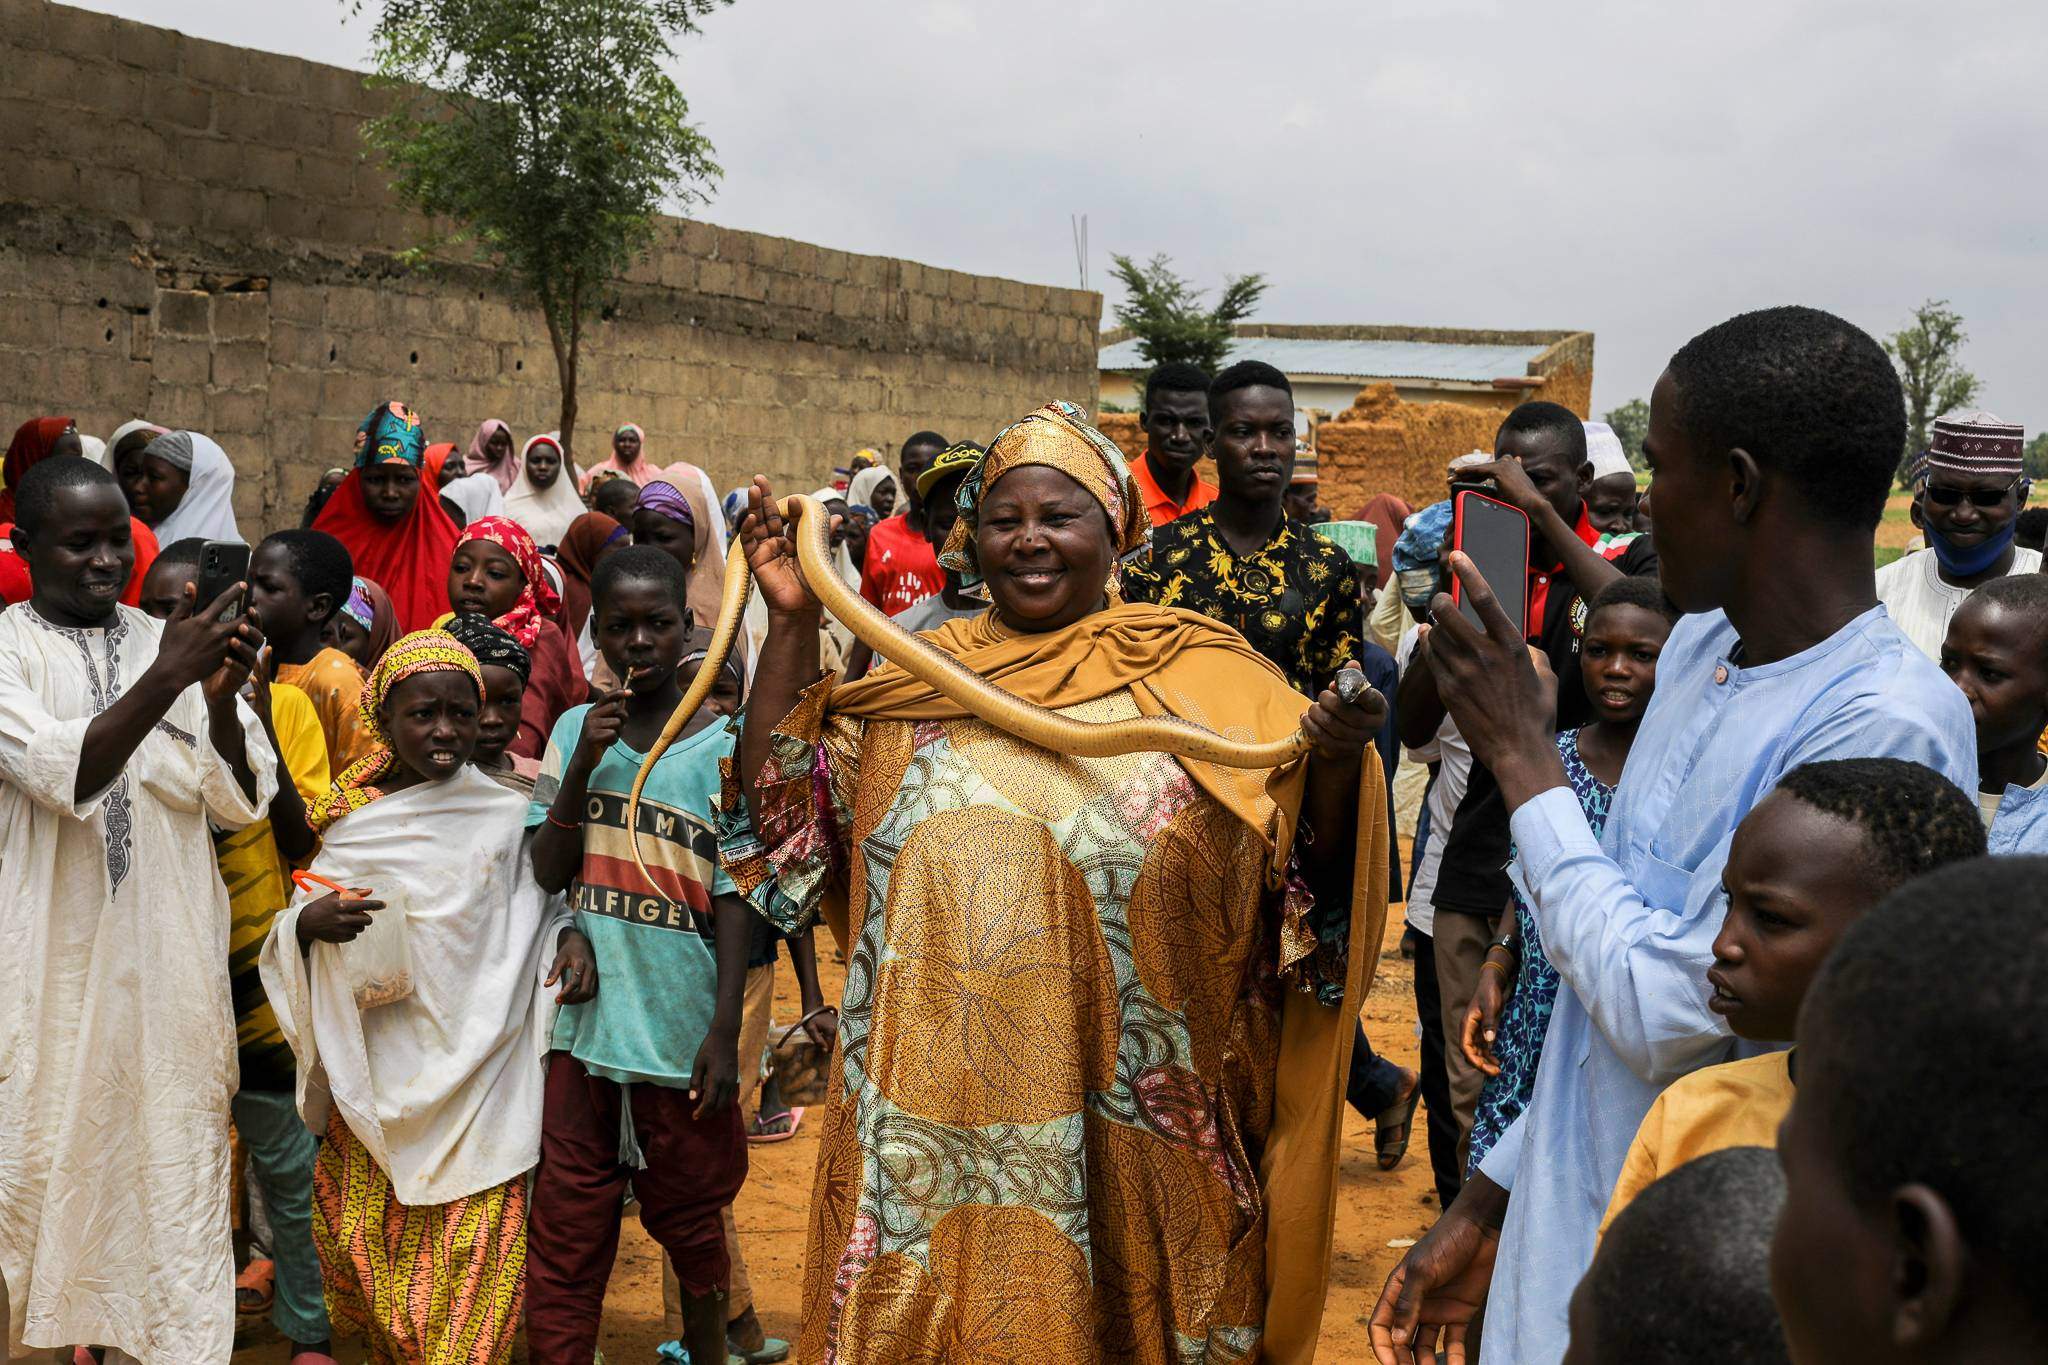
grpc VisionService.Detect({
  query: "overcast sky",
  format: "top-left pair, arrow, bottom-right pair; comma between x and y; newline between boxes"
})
84,0 -> 2048,430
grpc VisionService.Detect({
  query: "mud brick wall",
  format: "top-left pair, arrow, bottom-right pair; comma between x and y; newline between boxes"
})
0,0 -> 1101,531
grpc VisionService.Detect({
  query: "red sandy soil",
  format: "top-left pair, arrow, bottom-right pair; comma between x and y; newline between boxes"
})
231,907 -> 1434,1364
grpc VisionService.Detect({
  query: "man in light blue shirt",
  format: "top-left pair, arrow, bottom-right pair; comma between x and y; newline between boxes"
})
1370,306 -> 1978,1365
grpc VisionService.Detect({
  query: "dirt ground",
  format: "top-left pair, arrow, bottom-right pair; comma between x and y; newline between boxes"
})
231,894 -> 1435,1364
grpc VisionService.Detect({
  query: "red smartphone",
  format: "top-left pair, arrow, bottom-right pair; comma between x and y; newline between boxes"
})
1450,490 -> 1531,637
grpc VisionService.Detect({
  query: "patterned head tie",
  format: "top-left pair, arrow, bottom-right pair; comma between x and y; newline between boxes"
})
353,400 -> 425,470
456,515 -> 562,648
445,612 -> 532,685
939,400 -> 1149,593
310,628 -> 482,830
339,577 -> 376,632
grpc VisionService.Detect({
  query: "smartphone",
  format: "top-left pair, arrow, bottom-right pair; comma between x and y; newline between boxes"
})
192,540 -> 250,621
1450,490 -> 1530,637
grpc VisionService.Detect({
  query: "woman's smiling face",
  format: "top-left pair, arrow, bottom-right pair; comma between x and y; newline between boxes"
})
974,464 -> 1115,634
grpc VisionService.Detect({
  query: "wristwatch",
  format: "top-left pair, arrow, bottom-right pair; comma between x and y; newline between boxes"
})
1488,933 -> 1520,960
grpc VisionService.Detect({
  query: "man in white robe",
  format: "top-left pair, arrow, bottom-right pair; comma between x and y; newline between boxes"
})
0,457 -> 274,1363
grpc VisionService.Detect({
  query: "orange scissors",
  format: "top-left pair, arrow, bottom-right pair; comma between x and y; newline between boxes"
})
291,870 -> 374,900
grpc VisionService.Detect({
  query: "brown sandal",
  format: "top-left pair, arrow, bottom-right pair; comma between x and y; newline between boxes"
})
1374,1073 -> 1423,1172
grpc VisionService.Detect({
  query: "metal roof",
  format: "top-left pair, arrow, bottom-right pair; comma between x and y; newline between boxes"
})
1097,335 -> 1550,384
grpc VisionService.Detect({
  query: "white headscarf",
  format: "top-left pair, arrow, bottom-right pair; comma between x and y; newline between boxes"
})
146,430 -> 243,545
103,419 -> 164,470
846,464 -> 896,514
77,435 -> 105,467
504,433 -> 586,550
441,471 -> 506,525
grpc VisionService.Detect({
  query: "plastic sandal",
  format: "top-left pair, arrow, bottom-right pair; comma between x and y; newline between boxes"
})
746,1106 -> 805,1145
235,1256 -> 276,1315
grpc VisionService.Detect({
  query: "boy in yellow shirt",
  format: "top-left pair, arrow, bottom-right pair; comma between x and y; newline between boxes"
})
1599,757 -> 1983,1231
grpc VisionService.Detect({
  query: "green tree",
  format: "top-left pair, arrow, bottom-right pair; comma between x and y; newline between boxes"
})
357,0 -> 728,462
1603,398 -> 1650,470
1883,298 -> 1981,479
1108,253 -> 1267,373
2025,432 -> 2048,482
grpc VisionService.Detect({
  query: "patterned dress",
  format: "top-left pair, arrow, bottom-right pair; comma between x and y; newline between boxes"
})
721,679 -> 1350,1364
1121,508 -> 1362,697
1466,728 -> 1615,1173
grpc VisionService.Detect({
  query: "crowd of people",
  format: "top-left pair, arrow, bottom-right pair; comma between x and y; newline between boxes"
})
0,302 -> 2044,1365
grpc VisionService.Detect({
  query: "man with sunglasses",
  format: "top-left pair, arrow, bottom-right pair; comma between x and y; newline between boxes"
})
1877,411 -> 2035,659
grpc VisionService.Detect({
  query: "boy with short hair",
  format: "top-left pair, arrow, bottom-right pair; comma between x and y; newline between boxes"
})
143,537 -> 339,1364
1771,855 -> 2048,1363
1937,571 -> 2048,848
251,528 -> 376,772
524,545 -> 749,1365
1600,758 -> 1983,1227
1565,1147 -> 1789,1365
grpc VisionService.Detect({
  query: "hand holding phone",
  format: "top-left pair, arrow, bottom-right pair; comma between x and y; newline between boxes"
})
193,541 -> 251,623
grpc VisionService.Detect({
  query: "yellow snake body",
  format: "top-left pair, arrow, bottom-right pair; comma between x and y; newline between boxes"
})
625,494 -> 1322,899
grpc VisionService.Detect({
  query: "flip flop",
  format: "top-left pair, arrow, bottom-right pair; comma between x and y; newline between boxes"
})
1374,1074 -> 1423,1172
747,1106 -> 805,1145
730,1339 -> 791,1364
654,1342 -> 749,1365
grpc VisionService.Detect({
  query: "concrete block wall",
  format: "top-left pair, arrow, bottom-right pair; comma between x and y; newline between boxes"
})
0,0 -> 1102,531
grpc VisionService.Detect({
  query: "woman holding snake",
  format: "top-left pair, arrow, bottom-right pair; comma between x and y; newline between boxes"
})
718,402 -> 1390,1364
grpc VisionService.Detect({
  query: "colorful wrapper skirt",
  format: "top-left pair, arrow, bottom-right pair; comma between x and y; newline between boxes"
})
311,1110 -> 528,1364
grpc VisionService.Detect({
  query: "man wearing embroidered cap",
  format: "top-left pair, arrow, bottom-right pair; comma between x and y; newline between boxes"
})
1876,410 -> 2035,660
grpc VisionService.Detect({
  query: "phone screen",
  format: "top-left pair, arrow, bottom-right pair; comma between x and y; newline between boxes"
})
193,540 -> 251,620
1451,490 -> 1530,637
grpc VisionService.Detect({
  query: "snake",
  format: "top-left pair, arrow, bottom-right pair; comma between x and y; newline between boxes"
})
625,493 -> 1365,900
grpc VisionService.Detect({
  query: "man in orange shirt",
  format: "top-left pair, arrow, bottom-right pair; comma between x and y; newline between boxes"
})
1130,362 -> 1219,527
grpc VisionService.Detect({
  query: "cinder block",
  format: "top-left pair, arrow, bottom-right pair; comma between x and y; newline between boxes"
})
151,336 -> 211,386
76,169 -> 141,217
323,287 -> 377,332
144,80 -> 214,133
22,51 -> 87,106
265,194 -> 329,241
141,176 -> 204,228
177,35 -> 247,91
155,289 -> 211,338
201,186 -> 265,235
296,153 -> 357,203
0,0 -> 47,50
45,6 -> 114,60
212,292 -> 270,341
268,280 -> 323,325
210,338 -> 268,390
146,380 -> 207,428
9,155 -> 77,206
207,388 -> 268,434
113,21 -> 182,78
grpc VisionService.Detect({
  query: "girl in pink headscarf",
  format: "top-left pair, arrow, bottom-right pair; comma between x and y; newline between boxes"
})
466,418 -> 520,491
579,422 -> 660,491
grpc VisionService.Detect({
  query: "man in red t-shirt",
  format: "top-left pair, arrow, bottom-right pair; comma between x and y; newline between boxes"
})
1129,362 -> 1220,528
859,430 -> 949,614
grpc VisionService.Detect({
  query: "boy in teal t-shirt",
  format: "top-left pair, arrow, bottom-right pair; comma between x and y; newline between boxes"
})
524,547 -> 748,1365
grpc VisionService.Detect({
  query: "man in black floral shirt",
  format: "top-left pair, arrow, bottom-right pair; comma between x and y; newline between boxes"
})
1124,361 -> 1361,696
